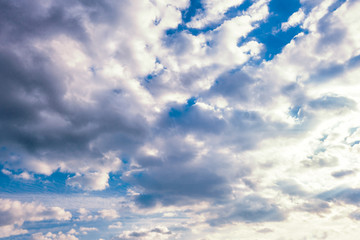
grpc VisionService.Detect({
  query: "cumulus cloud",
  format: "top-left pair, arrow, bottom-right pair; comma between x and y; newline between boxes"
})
31,230 -> 79,240
1,0 -> 360,239
0,198 -> 71,238
98,209 -> 119,220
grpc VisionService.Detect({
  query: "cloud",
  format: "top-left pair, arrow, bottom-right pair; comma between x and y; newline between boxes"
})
1,169 -> 34,180
76,207 -> 119,221
317,187 -> 360,205
114,226 -> 172,240
109,221 -> 123,229
298,199 -> 331,213
0,198 -> 71,238
67,171 -> 110,191
1,0 -> 360,239
276,179 -> 308,196
0,225 -> 28,239
79,227 -> 98,235
281,8 -> 305,31
186,0 -> 246,29
98,209 -> 119,220
130,165 -> 231,207
31,230 -> 79,240
331,169 -> 356,178
208,195 -> 286,226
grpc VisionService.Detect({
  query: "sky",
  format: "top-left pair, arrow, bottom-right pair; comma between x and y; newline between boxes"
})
1,0 -> 360,239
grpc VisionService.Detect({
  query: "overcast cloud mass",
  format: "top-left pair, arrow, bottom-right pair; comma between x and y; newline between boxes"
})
1,0 -> 360,239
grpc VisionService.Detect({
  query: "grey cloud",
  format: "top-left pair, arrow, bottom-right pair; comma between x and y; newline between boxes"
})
301,155 -> 338,168
317,187 -> 360,205
348,54 -> 360,68
310,63 -> 345,83
130,165 -> 231,207
77,0 -> 120,23
257,228 -> 273,233
114,227 -> 172,240
0,0 -> 151,186
208,195 -> 286,226
164,32 -> 195,56
0,0 -> 87,43
298,199 -> 330,213
205,69 -> 275,106
316,13 -> 346,52
349,210 -> 360,220
331,170 -> 355,178
150,228 -> 172,234
276,179 -> 308,196
160,100 -> 283,151
328,0 -> 347,12
309,55 -> 360,83
159,103 -> 226,135
309,95 -> 356,110
225,110 -> 287,150
207,71 -> 255,102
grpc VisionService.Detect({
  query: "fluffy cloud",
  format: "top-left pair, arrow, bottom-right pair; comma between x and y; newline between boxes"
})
31,230 -> 79,240
0,198 -> 71,238
1,0 -> 360,239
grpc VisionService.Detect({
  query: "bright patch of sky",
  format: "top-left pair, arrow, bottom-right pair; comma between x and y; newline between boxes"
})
1,0 -> 360,239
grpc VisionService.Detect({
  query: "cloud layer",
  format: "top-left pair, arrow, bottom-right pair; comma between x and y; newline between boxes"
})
1,0 -> 360,239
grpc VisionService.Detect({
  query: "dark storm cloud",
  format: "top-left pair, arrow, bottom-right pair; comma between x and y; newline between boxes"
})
208,195 -> 286,226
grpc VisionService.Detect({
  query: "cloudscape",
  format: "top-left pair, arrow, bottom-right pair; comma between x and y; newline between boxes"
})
1,0 -> 360,239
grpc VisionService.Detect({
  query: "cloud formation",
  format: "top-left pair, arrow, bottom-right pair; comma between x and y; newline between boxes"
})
0,198 -> 71,238
1,0 -> 360,239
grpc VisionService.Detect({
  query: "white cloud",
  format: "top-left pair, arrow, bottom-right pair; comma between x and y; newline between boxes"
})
79,227 -> 98,235
98,209 -> 119,220
0,225 -> 28,239
1,169 -> 34,180
187,0 -> 245,29
281,8 -> 305,31
0,198 -> 72,238
115,226 -> 173,240
31,230 -> 79,240
67,171 -> 110,191
77,208 -> 96,221
108,221 -> 123,229
2,0 -> 360,239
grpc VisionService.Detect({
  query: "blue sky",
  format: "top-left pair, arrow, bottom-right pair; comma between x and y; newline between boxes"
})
1,0 -> 360,239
